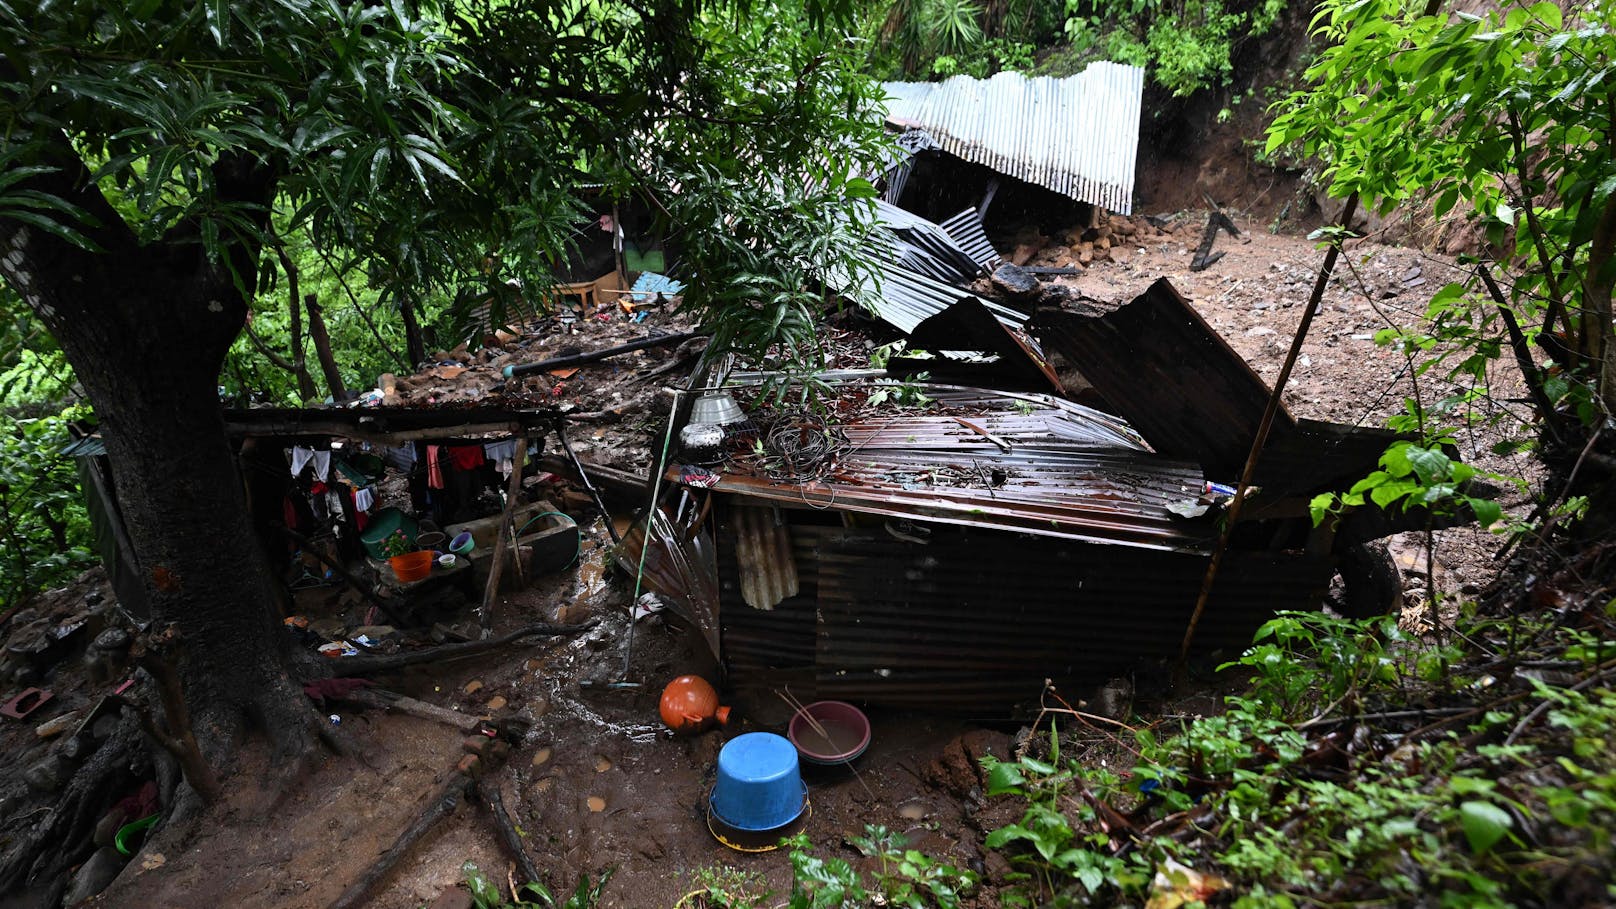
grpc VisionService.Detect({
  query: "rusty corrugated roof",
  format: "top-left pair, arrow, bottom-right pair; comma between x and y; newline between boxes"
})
686,386 -> 1213,552
880,63 -> 1145,213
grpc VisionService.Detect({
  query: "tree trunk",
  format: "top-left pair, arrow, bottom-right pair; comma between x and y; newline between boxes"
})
306,293 -> 349,402
0,161 -> 326,773
274,244 -> 319,403
398,292 -> 427,371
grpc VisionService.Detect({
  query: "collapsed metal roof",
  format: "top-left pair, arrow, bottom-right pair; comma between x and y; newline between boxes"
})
685,386 -> 1213,552
844,201 -> 1027,334
880,63 -> 1145,214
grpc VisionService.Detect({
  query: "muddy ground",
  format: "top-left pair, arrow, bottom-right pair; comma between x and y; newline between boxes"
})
1,209 -> 1532,909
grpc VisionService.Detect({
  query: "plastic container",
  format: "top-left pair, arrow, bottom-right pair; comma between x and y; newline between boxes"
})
360,508 -> 417,559
710,733 -> 806,831
449,531 -> 475,556
389,550 -> 433,582
787,701 -> 871,766
659,675 -> 730,735
416,531 -> 446,551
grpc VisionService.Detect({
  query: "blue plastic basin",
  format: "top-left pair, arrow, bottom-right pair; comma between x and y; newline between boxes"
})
711,733 -> 806,831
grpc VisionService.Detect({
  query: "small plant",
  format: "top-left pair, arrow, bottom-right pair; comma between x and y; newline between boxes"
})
866,373 -> 932,409
848,825 -> 979,909
677,865 -> 773,908
461,861 -> 614,909
378,530 -> 416,558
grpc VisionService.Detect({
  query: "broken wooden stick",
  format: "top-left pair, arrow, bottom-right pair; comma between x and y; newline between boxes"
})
479,438 -> 529,639
327,621 -> 596,677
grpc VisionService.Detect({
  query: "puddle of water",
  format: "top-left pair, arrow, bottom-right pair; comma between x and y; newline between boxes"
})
532,747 -> 553,767
587,796 -> 606,812
487,695 -> 508,711
594,755 -> 613,773
899,802 -> 927,820
463,680 -> 484,694
533,777 -> 554,794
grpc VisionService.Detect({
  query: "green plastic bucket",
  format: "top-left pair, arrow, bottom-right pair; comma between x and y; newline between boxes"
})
360,507 -> 418,559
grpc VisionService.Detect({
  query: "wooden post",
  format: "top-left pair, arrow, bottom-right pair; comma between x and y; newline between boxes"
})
477,438 -> 527,639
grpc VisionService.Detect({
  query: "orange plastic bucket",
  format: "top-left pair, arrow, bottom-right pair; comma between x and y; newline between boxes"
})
389,550 -> 433,582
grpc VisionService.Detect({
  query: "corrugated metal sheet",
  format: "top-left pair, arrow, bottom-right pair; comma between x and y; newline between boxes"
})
937,207 -> 1003,270
906,297 -> 1064,394
718,515 -> 1334,712
689,387 -> 1211,552
880,63 -> 1144,214
863,262 -> 1026,334
61,435 -> 106,458
867,200 -> 983,284
732,503 -> 799,610
1035,277 -> 1296,480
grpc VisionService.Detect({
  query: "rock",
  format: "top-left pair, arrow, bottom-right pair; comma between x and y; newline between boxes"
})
60,734 -> 93,761
1008,243 -> 1041,267
1089,677 -> 1135,720
923,729 -> 1013,798
91,712 -> 123,741
1077,244 -> 1093,265
990,264 -> 1042,302
24,754 -> 68,792
91,628 -> 130,652
63,847 -> 125,906
1094,236 -> 1111,251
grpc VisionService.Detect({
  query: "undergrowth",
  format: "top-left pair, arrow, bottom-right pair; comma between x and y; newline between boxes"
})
981,587 -> 1616,908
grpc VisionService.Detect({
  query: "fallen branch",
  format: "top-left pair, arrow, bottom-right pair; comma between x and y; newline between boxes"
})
326,621 -> 596,677
478,784 -> 544,887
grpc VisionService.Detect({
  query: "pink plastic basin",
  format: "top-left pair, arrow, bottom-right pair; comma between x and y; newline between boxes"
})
787,701 -> 871,766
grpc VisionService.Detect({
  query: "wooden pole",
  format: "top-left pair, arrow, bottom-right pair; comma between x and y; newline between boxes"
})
478,438 -> 528,639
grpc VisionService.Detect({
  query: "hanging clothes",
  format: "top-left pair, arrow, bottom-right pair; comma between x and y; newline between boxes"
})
310,450 -> 331,482
353,486 -> 374,513
290,446 -> 314,477
427,445 -> 445,489
447,445 -> 486,471
381,444 -> 417,473
484,439 -> 518,479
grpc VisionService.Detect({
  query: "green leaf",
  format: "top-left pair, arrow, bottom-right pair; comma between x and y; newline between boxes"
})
1459,800 -> 1512,853
984,760 -> 1025,795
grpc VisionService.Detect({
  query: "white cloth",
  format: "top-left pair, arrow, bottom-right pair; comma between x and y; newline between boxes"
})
311,450 -> 331,482
290,446 -> 314,477
354,487 -> 374,512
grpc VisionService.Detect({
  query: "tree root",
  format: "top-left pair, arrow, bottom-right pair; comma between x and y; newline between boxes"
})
479,783 -> 543,887
329,765 -> 473,909
0,713 -> 150,899
325,621 -> 597,678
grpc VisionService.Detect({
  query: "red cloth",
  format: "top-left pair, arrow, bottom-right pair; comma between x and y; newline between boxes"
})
447,445 -> 486,471
427,445 -> 444,489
